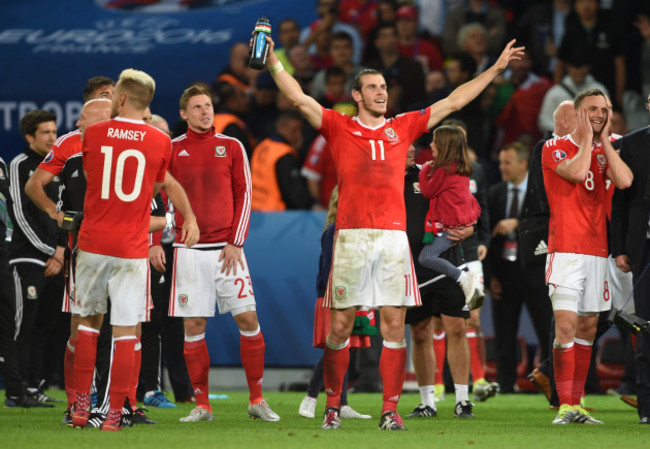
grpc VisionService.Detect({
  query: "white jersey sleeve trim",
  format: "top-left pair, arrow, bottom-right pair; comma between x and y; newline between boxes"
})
9,154 -> 56,256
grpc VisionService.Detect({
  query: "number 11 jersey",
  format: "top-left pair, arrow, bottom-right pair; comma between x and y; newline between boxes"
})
319,107 -> 430,231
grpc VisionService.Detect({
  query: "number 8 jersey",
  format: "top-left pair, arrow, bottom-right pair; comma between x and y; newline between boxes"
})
319,107 -> 430,231
542,134 -> 613,257
79,117 -> 171,258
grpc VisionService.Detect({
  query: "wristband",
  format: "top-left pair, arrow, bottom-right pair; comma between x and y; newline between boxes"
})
268,61 -> 284,76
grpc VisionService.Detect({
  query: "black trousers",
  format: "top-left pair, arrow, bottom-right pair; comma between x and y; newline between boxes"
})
0,247 -> 23,397
138,244 -> 193,401
633,241 -> 650,419
491,262 -> 553,393
12,262 -> 64,387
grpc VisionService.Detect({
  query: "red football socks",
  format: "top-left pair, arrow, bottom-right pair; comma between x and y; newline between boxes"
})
240,330 -> 265,403
109,336 -> 136,414
184,336 -> 211,412
380,342 -> 407,413
553,344 -> 575,406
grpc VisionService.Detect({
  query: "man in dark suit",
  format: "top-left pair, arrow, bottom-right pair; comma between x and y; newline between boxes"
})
611,93 -> 650,424
486,142 -> 553,393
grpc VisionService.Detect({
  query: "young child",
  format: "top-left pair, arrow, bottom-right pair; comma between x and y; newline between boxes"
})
298,187 -> 374,420
418,125 -> 483,308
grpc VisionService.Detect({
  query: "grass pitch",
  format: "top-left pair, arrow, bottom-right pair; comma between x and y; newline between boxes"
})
0,390 -> 646,449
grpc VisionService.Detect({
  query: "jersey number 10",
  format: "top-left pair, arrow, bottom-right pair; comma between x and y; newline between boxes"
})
100,146 -> 146,202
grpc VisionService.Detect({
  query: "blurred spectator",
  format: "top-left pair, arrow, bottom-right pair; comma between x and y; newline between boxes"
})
150,114 -> 171,135
413,52 -> 486,159
443,0 -> 507,56
363,0 -> 398,63
457,23 -> 496,75
247,72 -> 280,141
275,18 -> 302,75
538,56 -> 608,133
308,25 -> 334,71
418,0 -> 465,39
300,0 -> 364,64
338,0 -> 379,39
395,4 -> 444,74
213,41 -> 256,93
317,67 -> 353,109
555,0 -> 625,107
610,107 -> 629,136
366,23 -> 425,114
251,110 -> 317,211
287,45 -> 316,94
425,70 -> 446,96
494,52 -> 552,147
515,0 -> 571,77
311,31 -> 362,101
624,10 -> 650,131
213,82 -> 256,159
301,134 -> 338,209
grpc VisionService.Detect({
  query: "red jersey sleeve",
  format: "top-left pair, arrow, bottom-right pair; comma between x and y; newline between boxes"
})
229,138 -> 252,247
40,131 -> 81,176
396,107 -> 431,144
542,137 -> 576,176
156,141 -> 171,183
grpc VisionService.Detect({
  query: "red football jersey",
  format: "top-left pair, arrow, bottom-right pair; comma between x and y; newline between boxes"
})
78,117 -> 171,258
39,130 -> 82,175
542,135 -> 611,257
169,127 -> 251,247
301,134 -> 338,208
319,107 -> 430,230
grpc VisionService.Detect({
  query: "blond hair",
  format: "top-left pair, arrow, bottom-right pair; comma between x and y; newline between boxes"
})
116,68 -> 156,109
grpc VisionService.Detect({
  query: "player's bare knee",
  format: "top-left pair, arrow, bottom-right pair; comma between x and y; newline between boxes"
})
232,308 -> 258,332
184,317 -> 207,336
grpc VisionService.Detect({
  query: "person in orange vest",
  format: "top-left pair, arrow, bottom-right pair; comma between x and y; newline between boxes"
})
213,82 -> 256,159
251,110 -> 319,211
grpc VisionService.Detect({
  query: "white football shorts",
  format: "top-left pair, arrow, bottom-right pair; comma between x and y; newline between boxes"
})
169,246 -> 257,318
324,229 -> 421,309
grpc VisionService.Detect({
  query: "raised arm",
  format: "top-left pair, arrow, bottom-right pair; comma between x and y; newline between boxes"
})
427,39 -> 525,130
555,108 -> 593,183
263,35 -> 324,129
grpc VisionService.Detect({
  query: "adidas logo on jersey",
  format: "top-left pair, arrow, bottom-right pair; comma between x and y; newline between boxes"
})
352,131 -> 362,136
534,240 -> 548,256
71,169 -> 79,178
178,149 -> 190,156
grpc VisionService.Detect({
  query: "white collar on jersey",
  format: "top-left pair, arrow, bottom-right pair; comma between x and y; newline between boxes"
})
352,116 -> 387,130
113,116 -> 146,125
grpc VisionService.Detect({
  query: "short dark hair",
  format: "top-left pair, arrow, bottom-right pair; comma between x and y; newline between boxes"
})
331,31 -> 353,45
574,88 -> 606,109
501,141 -> 530,163
180,85 -> 213,110
276,109 -> 303,129
19,110 -> 57,137
450,52 -> 477,77
353,68 -> 383,92
83,76 -> 115,102
374,22 -> 397,39
441,118 -> 467,131
325,66 -> 346,83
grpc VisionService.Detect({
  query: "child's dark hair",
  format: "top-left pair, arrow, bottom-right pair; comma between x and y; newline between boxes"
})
432,125 -> 473,177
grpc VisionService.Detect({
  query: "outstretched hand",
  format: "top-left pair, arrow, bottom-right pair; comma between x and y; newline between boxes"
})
493,39 -> 525,73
